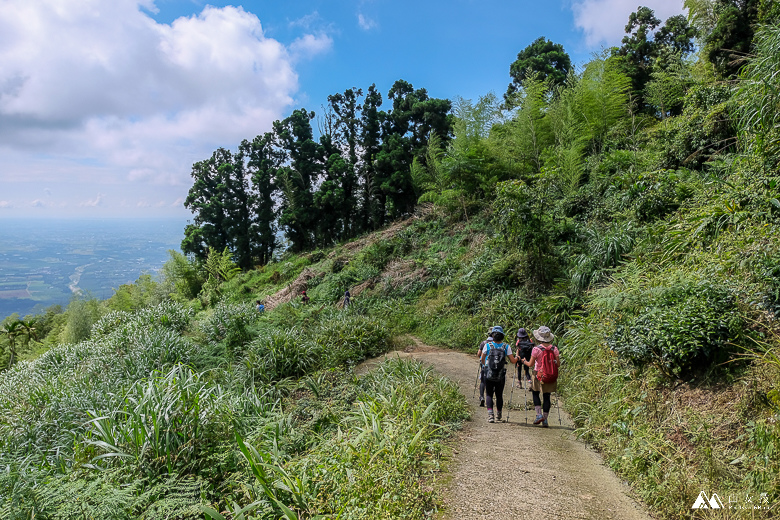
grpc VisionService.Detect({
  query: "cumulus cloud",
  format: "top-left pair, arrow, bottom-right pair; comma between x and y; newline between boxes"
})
80,193 -> 106,207
572,0 -> 686,48
0,0 -> 332,215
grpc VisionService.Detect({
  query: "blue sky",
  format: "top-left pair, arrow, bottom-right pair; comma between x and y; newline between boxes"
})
0,0 -> 685,219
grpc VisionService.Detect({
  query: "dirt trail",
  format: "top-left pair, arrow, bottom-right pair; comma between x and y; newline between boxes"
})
361,340 -> 653,520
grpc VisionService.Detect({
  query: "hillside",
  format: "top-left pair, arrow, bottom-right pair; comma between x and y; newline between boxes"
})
3,14 -> 780,520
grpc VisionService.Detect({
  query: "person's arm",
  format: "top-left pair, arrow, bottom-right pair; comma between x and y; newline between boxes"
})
507,345 -> 519,365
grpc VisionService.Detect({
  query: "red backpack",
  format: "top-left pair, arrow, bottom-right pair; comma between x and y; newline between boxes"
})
536,345 -> 558,384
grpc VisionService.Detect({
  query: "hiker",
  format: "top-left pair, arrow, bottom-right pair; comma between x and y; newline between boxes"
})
256,300 -> 265,313
515,328 -> 534,387
480,326 -> 519,423
476,330 -> 494,407
301,290 -> 310,304
522,326 -> 560,428
343,289 -> 351,308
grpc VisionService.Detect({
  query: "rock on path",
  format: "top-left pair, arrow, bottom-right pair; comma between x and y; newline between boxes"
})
362,341 -> 653,520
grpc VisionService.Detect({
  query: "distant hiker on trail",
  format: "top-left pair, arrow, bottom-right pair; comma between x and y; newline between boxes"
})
256,300 -> 265,313
480,326 -> 519,423
515,328 -> 534,388
522,326 -> 560,428
301,290 -> 310,304
476,330 -> 494,408
343,289 -> 351,308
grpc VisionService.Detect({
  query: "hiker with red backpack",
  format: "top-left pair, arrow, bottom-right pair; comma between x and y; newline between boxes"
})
479,326 -> 519,423
522,326 -> 560,428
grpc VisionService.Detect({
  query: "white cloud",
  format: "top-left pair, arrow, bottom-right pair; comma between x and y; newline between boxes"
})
0,201 -> 11,208
572,0 -> 686,48
357,14 -> 377,31
80,193 -> 106,207
0,0 -> 332,216
290,33 -> 334,60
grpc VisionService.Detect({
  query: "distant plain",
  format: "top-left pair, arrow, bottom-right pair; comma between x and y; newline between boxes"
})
0,218 -> 186,319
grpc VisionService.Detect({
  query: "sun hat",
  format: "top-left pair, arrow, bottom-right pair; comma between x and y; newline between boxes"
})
516,327 -> 529,339
533,326 -> 554,343
491,326 -> 505,337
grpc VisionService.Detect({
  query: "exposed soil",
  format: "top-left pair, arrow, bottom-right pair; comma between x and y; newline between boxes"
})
361,339 -> 653,520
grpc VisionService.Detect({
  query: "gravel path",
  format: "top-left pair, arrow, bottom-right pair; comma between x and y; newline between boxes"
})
362,340 -> 653,520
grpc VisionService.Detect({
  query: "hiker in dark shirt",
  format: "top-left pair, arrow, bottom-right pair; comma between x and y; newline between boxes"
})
343,289 -> 351,308
476,330 -> 493,407
515,327 -> 534,388
480,326 -> 519,423
301,290 -> 310,304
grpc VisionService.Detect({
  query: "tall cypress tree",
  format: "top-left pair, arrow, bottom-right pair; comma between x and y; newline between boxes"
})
240,132 -> 280,265
360,84 -> 384,231
182,148 -> 255,269
328,88 -> 363,238
273,109 -> 322,252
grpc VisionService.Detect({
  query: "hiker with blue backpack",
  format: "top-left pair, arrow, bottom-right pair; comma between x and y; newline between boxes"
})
479,326 -> 519,423
522,326 -> 560,427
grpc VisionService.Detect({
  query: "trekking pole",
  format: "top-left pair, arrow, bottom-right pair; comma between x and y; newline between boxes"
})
556,392 -> 562,425
507,364 -> 516,423
472,364 -> 481,399
524,378 -> 528,424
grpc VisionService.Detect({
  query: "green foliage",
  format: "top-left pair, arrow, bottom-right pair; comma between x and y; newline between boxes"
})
161,250 -> 205,302
493,180 -> 568,291
607,280 -> 743,378
107,274 -> 166,313
736,24 -> 780,166
61,295 -> 103,345
82,365 -> 239,475
703,0 -> 760,77
213,359 -> 469,520
505,36 -> 572,103
199,301 -> 261,356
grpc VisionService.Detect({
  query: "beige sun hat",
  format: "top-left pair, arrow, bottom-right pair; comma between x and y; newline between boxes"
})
533,326 -> 554,343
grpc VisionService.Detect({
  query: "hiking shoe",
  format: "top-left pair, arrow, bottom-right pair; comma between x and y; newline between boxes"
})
479,398 -> 485,407
542,419 -> 549,428
496,411 -> 502,421
533,414 -> 544,425
488,414 -> 495,423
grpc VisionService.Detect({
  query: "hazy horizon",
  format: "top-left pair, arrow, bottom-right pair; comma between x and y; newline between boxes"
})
0,217 -> 187,320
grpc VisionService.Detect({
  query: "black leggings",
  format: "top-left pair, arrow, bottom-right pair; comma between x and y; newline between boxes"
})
532,390 -> 551,413
517,363 -> 531,380
485,379 -> 505,410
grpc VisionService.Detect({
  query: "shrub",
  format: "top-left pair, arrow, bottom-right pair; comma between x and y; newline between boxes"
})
313,313 -> 390,368
81,365 -> 235,475
244,328 -> 322,381
199,301 -> 260,355
608,281 -> 743,378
